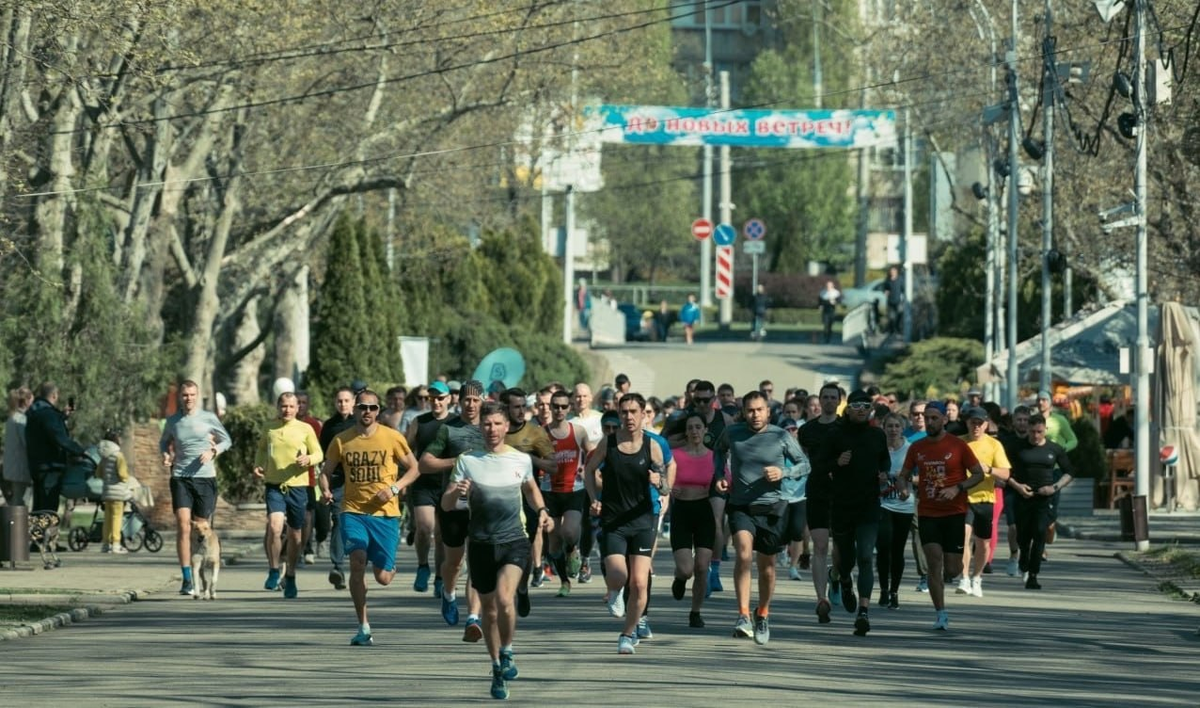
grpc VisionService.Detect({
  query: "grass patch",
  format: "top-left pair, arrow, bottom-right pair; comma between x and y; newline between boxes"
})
0,604 -> 74,623
0,587 -> 85,595
1141,545 -> 1200,578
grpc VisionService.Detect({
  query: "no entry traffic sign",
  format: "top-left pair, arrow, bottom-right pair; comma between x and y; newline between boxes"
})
691,218 -> 713,241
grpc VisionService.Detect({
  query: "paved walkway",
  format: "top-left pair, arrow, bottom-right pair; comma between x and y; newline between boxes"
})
5,533 -> 1200,705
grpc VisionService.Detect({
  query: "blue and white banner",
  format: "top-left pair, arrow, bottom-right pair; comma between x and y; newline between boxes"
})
588,105 -> 897,149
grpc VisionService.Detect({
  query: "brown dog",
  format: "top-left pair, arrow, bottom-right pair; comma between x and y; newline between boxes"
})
190,518 -> 221,600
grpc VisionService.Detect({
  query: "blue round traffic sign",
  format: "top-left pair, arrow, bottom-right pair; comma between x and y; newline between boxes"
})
713,223 -> 736,246
744,218 -> 766,241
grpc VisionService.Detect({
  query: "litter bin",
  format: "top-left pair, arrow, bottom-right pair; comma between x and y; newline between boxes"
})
1118,495 -> 1134,542
0,505 -> 30,564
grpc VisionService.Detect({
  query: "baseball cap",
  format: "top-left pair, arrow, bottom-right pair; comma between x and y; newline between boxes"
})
600,411 -> 620,427
429,381 -> 451,396
847,390 -> 872,404
1037,389 -> 1052,400
447,380 -> 461,392
963,405 -> 989,421
925,401 -> 948,415
779,417 -> 799,431
967,388 -> 983,397
350,379 -> 368,394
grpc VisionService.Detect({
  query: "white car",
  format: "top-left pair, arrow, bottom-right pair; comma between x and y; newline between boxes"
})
840,278 -> 888,309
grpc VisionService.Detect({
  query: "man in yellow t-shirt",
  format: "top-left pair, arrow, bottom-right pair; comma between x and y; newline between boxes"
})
254,391 -> 323,598
320,389 -> 419,647
958,406 -> 1011,598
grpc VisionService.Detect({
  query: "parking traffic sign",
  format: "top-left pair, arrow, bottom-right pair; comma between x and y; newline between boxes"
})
713,223 -> 736,246
744,218 -> 766,241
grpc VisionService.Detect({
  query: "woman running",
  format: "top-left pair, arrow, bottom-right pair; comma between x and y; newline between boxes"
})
877,412 -> 913,609
669,413 -> 723,628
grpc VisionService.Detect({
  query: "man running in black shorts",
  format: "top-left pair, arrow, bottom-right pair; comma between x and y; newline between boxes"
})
404,381 -> 454,596
797,382 -> 841,623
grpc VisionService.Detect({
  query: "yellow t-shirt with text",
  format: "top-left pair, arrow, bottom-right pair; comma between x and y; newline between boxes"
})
961,434 -> 1011,504
326,426 -> 413,517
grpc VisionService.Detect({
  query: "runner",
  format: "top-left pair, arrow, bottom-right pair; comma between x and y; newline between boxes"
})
444,402 -> 554,700
502,387 -> 556,618
904,400 -> 931,594
820,390 -> 890,636
957,406 -> 1011,598
253,392 -> 324,598
403,381 -> 454,596
319,389 -> 420,646
669,412 -> 722,628
584,393 -> 667,655
713,391 -> 809,645
420,380 -> 486,640
1008,413 -> 1074,590
998,406 -> 1033,576
897,402 -> 984,630
797,382 -> 841,623
568,382 -> 602,583
876,413 -> 913,610
320,387 -> 357,590
159,380 -> 232,596
543,389 -> 589,597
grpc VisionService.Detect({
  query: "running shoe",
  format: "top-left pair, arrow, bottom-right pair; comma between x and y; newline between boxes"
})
463,617 -> 484,642
414,565 -> 431,593
577,563 -> 593,584
983,561 -> 993,574
433,577 -> 444,599
829,580 -> 842,608
617,633 -> 637,655
708,565 -> 724,593
816,599 -> 832,624
915,576 -> 929,593
636,617 -> 653,639
732,614 -> 753,638
556,584 -> 571,598
1025,573 -> 1041,590
180,579 -> 195,596
328,567 -> 346,590
1006,556 -> 1020,577
283,575 -> 298,599
567,551 -> 582,579
840,582 -> 857,613
101,543 -> 112,553
788,566 -> 802,581
264,568 -> 281,591
887,591 -> 899,610
530,568 -> 545,589
799,552 -> 811,570
954,576 -> 971,595
350,629 -> 373,646
442,595 -> 460,626
671,577 -> 686,601
112,545 -> 128,554
971,576 -> 984,598
606,592 -> 626,618
516,590 -> 531,618
721,547 -> 730,562
688,612 -> 705,628
753,613 -> 770,645
933,610 -> 949,631
303,548 -> 315,565
853,611 -> 870,637
499,650 -> 519,680
406,528 -> 415,547
490,666 -> 509,699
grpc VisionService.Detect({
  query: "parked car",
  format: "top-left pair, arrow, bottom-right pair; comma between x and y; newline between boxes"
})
840,278 -> 888,309
617,303 -> 652,342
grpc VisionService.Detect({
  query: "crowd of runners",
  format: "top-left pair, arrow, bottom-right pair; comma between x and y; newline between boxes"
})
158,376 -> 1078,701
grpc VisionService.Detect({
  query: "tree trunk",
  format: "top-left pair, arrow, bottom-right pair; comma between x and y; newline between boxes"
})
226,295 -> 264,406
0,6 -> 32,203
32,35 -> 82,275
273,265 -> 310,387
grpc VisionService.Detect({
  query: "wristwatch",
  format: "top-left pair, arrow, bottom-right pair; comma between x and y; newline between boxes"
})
389,483 -> 401,496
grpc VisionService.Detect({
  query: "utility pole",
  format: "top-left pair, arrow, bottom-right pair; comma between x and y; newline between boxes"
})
1005,0 -> 1022,412
1039,0 -> 1056,396
718,70 -> 734,328
854,81 -> 870,288
561,17 -> 580,346
700,6 -> 713,309
901,109 -> 914,343
1133,0 -> 1151,551
386,187 -> 396,272
813,0 -> 823,109
971,0 -> 999,401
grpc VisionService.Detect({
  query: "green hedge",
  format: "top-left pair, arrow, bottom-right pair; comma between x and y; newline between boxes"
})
215,404 -> 274,504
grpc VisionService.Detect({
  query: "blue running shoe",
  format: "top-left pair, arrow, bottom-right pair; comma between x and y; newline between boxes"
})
442,594 -> 460,625
283,575 -> 298,599
433,577 -> 444,599
829,581 -> 842,609
179,579 -> 195,596
414,565 -> 431,593
708,565 -> 724,593
500,650 -> 519,680
490,667 -> 509,699
350,629 -> 373,646
264,568 -> 281,591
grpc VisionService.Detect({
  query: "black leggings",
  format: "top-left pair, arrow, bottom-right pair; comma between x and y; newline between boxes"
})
1017,496 -> 1054,575
877,508 -> 914,594
833,512 -> 878,602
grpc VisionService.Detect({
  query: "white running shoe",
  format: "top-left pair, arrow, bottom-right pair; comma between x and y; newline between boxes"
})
788,566 -> 802,581
971,576 -> 983,598
607,592 -> 626,618
617,633 -> 636,655
955,576 -> 970,595
1006,556 -> 1020,577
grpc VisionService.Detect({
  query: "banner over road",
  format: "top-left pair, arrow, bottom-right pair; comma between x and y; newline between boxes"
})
589,105 -> 897,149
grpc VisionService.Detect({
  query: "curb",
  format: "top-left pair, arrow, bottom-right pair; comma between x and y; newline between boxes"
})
1113,551 -> 1200,605
1057,522 -> 1200,545
0,589 -> 140,642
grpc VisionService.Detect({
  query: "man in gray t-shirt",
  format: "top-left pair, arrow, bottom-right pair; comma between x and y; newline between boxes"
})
713,391 -> 809,646
443,403 -> 552,701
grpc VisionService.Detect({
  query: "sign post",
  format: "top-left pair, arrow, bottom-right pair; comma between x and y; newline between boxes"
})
743,218 -> 766,297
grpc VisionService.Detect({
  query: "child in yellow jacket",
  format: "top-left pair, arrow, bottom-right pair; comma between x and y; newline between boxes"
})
96,429 -> 132,554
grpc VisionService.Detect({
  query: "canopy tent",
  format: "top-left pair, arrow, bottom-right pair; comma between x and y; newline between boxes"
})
1154,302 -> 1200,510
976,301 -> 1157,387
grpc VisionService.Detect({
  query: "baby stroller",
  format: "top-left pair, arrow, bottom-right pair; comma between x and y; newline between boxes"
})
63,447 -> 163,553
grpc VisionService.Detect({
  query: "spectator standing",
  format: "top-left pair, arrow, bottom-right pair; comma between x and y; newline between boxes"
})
882,266 -> 904,335
679,294 -> 701,345
96,428 -> 133,554
818,281 -> 842,344
751,284 -> 771,340
26,382 -> 85,557
3,387 -> 33,505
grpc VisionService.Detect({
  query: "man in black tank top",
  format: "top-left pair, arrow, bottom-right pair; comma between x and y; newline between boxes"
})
796,382 -> 843,624
584,393 -> 667,656
403,381 -> 454,598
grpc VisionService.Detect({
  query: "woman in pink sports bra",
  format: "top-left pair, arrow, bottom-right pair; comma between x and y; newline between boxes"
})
668,413 -> 728,629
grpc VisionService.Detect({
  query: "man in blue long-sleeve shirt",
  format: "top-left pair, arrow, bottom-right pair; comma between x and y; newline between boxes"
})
713,390 -> 809,646
159,380 -> 232,596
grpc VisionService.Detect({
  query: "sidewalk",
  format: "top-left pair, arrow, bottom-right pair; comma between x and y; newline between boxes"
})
1058,510 -> 1200,544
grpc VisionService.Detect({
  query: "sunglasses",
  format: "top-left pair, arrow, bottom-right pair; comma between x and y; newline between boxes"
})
910,411 -> 925,417
693,397 -> 713,405
848,402 -> 872,410
551,404 -> 571,410
356,404 -> 380,412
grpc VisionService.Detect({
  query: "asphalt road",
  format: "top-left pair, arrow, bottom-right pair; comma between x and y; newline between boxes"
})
6,535 -> 1199,707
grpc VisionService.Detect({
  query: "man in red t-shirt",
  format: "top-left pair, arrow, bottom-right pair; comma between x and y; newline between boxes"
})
899,401 -> 983,631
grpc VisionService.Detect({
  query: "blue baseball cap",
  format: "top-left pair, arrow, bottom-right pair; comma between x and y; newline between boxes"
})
429,381 -> 450,396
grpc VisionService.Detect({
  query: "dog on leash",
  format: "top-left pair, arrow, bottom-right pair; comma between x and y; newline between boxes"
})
190,518 -> 221,600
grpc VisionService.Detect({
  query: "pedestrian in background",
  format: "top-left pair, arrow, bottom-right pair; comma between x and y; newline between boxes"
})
818,281 -> 841,344
752,284 -> 771,340
679,294 -> 701,345
3,386 -> 33,506
97,428 -> 133,554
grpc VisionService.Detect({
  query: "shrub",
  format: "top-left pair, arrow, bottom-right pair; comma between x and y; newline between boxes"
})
733,272 -> 826,310
878,337 -> 985,401
1068,418 -> 1106,479
215,404 -> 275,504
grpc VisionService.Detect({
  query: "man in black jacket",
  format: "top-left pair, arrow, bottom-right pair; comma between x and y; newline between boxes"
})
320,386 -> 358,589
25,382 -> 84,555
819,390 -> 890,636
